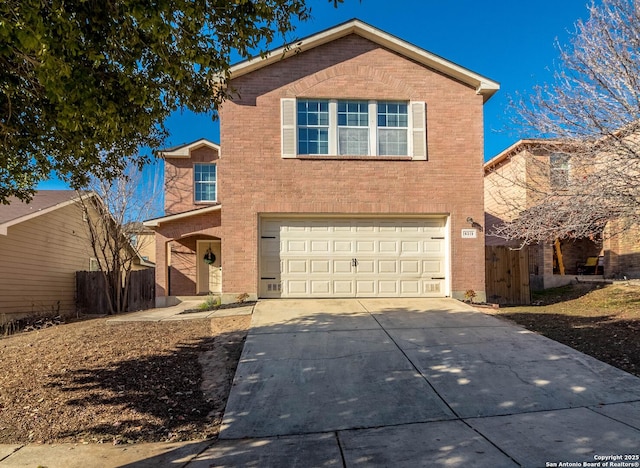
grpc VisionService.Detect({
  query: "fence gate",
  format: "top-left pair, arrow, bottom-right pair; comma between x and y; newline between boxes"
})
76,269 -> 155,314
485,246 -> 531,305
126,268 -> 155,312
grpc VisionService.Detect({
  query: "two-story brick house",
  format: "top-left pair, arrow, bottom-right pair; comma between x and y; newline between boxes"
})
145,19 -> 499,305
485,138 -> 640,288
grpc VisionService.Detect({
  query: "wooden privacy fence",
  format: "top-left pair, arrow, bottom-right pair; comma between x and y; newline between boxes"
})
485,246 -> 531,305
76,268 -> 155,314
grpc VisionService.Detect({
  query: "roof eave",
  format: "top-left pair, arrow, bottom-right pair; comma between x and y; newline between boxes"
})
160,138 -> 220,159
143,205 -> 222,227
0,192 -> 95,236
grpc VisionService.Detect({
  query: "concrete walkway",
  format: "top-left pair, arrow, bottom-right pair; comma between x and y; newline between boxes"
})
2,298 -> 640,467
105,300 -> 254,322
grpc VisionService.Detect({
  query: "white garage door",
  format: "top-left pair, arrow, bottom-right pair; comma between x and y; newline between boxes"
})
260,217 -> 448,298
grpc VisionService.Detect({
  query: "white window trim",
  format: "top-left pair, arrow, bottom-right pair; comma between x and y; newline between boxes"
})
284,98 -> 426,160
194,163 -> 218,203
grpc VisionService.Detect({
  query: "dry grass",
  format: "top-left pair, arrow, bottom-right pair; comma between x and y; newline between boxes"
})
491,282 -> 640,376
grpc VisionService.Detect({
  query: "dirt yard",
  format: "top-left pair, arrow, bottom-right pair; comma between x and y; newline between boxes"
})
489,282 -> 640,377
0,315 -> 250,445
1,284 -> 638,445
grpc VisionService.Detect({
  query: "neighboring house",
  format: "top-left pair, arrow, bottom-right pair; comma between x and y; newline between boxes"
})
125,222 -> 157,266
145,19 -> 499,305
484,139 -> 640,289
0,191 -> 153,324
0,191 -> 94,322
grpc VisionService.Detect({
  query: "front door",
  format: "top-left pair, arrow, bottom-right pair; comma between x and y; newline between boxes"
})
197,240 -> 222,294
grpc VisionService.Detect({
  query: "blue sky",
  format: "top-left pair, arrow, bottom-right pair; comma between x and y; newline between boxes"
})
39,0 -> 593,191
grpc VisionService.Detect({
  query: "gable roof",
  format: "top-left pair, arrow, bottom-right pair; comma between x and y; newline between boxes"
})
0,190 -> 85,235
229,19 -> 500,103
160,138 -> 220,158
484,138 -> 575,174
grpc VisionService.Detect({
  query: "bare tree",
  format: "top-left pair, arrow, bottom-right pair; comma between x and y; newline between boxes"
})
489,0 -> 640,244
77,164 -> 161,314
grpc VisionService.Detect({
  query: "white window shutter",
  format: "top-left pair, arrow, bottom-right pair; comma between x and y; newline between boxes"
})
281,98 -> 297,159
410,101 -> 427,160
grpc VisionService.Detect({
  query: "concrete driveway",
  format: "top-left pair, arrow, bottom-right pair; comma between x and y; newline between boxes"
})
194,298 -> 640,467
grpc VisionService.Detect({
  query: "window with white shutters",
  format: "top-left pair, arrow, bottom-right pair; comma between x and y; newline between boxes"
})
281,98 -> 426,160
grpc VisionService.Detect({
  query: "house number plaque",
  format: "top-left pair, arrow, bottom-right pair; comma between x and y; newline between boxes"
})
461,229 -> 477,239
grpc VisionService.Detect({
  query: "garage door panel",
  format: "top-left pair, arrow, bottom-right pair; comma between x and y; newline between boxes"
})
334,260 -> 353,274
333,280 -> 353,295
400,280 -> 420,294
287,259 -> 307,274
333,240 -> 353,253
423,260 -> 444,275
287,280 -> 307,294
400,241 -> 420,254
357,260 -> 375,274
311,240 -> 329,253
286,240 -> 307,252
260,217 -> 448,298
356,241 -> 375,254
378,260 -> 397,274
311,280 -> 330,294
379,240 -> 398,253
356,280 -> 376,295
311,260 -> 330,273
400,260 -> 420,274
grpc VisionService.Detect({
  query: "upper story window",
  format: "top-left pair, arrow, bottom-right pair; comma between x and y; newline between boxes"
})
297,100 -> 329,155
194,163 -> 217,202
550,153 -> 570,189
377,102 -> 408,156
284,98 -> 425,160
337,100 -> 369,155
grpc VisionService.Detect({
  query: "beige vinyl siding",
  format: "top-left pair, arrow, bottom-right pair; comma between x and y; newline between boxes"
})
0,202 -> 95,320
484,152 -> 528,223
135,232 -> 156,264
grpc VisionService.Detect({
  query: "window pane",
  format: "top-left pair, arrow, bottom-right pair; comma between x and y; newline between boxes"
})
194,164 -> 217,202
337,100 -> 368,128
297,99 -> 329,155
550,153 -> 570,188
379,128 -> 408,155
339,128 -> 369,155
378,101 -> 408,129
298,125 -> 328,155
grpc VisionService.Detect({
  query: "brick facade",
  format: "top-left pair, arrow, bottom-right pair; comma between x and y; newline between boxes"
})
219,34 -> 488,300
154,210 -> 222,297
165,146 -> 220,215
